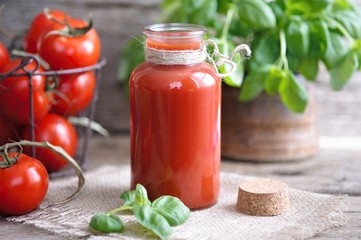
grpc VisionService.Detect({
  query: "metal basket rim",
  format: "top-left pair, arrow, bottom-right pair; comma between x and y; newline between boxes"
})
0,57 -> 107,79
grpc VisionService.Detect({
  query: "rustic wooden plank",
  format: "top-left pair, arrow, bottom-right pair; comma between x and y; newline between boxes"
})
222,148 -> 361,196
313,197 -> 361,239
0,221 -> 64,240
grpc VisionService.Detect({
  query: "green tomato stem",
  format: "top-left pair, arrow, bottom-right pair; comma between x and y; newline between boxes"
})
68,116 -> 110,137
11,49 -> 50,70
0,147 -> 20,168
43,7 -> 68,26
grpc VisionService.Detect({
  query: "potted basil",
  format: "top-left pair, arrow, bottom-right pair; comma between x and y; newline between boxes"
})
119,0 -> 361,161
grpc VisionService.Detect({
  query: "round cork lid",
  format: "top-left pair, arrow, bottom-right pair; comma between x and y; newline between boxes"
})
236,178 -> 290,216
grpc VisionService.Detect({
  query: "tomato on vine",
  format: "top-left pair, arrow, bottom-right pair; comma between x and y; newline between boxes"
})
22,113 -> 78,173
23,8 -> 70,54
0,152 -> 48,216
38,17 -> 101,70
52,71 -> 96,116
0,58 -> 51,125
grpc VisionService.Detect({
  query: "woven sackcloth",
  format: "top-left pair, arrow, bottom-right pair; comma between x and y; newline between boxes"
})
5,165 -> 349,240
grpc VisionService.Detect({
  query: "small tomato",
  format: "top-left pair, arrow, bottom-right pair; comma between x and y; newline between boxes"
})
0,152 -> 49,216
0,59 -> 51,125
52,71 -> 96,116
23,9 -> 70,53
38,18 -> 101,70
22,114 -> 78,172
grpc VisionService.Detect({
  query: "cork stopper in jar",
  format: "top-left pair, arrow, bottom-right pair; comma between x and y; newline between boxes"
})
236,178 -> 290,216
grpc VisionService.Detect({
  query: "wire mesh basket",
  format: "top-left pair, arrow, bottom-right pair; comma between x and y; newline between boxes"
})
0,54 -> 106,177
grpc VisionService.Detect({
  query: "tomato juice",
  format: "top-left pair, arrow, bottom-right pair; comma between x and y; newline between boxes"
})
130,24 -> 221,209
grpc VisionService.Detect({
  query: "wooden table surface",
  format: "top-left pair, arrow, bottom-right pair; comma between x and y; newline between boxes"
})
1,135 -> 360,239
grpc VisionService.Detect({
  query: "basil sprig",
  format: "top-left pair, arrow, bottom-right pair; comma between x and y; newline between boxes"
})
89,184 -> 190,240
160,0 -> 361,112
118,0 -> 361,113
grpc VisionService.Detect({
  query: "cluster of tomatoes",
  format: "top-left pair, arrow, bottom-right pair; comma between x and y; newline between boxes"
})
0,8 -> 101,216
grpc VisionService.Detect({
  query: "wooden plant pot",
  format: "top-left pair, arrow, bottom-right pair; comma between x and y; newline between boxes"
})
221,85 -> 319,161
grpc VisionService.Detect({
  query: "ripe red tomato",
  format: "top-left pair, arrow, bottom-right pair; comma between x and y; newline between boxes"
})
0,59 -> 51,125
38,18 -> 101,70
22,113 -> 78,172
0,42 -> 10,69
0,152 -> 48,216
23,9 -> 69,53
52,71 -> 96,116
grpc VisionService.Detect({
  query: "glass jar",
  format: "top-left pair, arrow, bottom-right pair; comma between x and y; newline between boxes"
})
129,23 -> 221,209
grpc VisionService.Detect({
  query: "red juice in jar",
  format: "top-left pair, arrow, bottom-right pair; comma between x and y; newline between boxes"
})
130,23 -> 221,209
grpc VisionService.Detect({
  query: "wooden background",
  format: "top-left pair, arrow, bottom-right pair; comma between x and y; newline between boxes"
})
0,0 -> 360,137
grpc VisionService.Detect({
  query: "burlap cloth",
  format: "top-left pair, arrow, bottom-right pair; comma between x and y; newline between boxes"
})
5,165 -> 349,239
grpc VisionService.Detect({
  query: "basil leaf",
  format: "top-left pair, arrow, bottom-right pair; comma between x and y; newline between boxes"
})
331,0 -> 353,11
288,0 -> 332,15
239,68 -> 268,101
120,190 -> 136,206
269,1 -> 287,27
286,52 -> 301,72
279,71 -> 308,113
252,32 -> 280,65
217,0 -> 233,14
322,31 -> 348,70
134,205 -> 172,240
219,40 -> 245,87
275,0 -> 286,9
309,19 -> 328,56
151,196 -> 190,227
135,184 -> 150,206
334,10 -> 361,39
237,0 -> 276,29
189,0 -> 217,25
89,212 -> 124,233
330,50 -> 358,90
159,0 -> 184,23
298,56 -> 319,81
264,66 -> 286,95
220,63 -> 244,87
286,18 -> 310,57
161,0 -> 217,25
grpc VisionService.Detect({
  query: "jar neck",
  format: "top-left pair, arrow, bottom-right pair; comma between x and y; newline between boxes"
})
144,23 -> 207,51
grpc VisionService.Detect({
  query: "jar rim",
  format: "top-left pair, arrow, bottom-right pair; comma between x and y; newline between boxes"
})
144,23 -> 207,39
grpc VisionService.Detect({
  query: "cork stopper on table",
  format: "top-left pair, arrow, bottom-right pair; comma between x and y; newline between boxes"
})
236,178 -> 290,216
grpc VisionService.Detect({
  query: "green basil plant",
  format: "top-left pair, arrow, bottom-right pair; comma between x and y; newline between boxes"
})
118,0 -> 361,113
